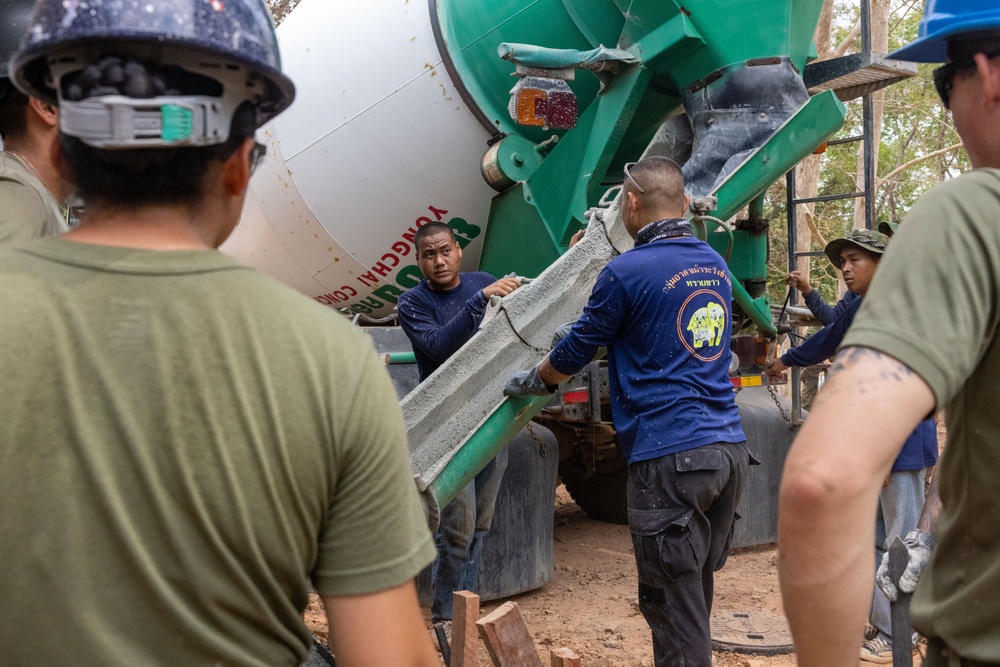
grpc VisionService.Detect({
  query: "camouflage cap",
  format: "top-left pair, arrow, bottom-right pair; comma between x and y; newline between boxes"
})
824,229 -> 889,268
878,220 -> 900,237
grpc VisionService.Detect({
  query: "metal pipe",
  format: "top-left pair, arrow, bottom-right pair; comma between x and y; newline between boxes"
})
786,167 -> 798,306
863,92 -> 875,230
383,352 -> 417,365
693,214 -> 735,262
861,0 -> 871,53
748,193 -> 765,222
860,0 -> 875,231
826,134 -> 864,146
791,365 -> 803,425
733,278 -> 777,338
792,191 -> 864,205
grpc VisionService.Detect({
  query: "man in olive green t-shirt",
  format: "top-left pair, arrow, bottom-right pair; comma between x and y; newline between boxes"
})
0,2 -> 439,665
778,6 -> 1000,665
0,0 -> 72,247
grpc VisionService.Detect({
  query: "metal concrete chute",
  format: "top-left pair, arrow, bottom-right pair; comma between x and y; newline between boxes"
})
403,201 -> 629,526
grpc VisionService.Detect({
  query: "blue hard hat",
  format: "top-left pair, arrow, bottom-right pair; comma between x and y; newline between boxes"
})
10,0 -> 295,129
890,0 -> 1000,62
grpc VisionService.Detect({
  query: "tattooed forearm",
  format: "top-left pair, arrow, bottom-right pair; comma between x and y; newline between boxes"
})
811,346 -> 923,412
827,346 -> 916,381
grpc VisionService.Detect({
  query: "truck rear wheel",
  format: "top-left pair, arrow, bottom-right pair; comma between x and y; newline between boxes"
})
559,456 -> 629,525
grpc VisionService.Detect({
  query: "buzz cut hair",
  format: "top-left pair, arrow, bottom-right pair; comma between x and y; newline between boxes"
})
413,221 -> 456,250
625,156 -> 686,211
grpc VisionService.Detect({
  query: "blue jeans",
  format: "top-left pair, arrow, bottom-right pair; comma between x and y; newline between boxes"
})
430,445 -> 509,622
870,468 -> 926,639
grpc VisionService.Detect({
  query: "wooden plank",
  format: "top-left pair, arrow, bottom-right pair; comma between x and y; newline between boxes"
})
476,601 -> 543,667
451,591 -> 480,667
549,647 -> 582,667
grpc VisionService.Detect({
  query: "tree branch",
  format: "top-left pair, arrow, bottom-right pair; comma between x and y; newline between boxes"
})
832,20 -> 861,58
877,142 -> 964,186
803,208 -> 829,249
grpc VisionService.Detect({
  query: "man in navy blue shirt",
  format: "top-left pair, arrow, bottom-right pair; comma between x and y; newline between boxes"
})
766,229 -> 937,662
506,157 -> 750,667
781,220 -> 897,326
397,222 -> 521,629
785,270 -> 858,325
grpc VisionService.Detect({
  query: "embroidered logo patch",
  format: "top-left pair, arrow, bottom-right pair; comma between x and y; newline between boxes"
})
677,289 -> 728,361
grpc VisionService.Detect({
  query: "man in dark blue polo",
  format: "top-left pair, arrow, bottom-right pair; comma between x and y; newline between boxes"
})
506,156 -> 750,667
397,222 -> 521,631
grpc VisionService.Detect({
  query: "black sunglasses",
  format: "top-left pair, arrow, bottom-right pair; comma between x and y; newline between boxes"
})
933,49 -> 1000,109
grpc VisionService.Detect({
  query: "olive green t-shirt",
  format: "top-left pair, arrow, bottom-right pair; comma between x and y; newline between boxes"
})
0,239 -> 434,665
842,168 -> 1000,658
0,151 -> 68,248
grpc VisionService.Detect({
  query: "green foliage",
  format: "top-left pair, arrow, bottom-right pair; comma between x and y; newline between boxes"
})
764,0 -> 968,307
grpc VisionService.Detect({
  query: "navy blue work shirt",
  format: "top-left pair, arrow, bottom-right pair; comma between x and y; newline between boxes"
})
397,272 -> 495,381
549,237 -> 746,465
781,294 -> 938,472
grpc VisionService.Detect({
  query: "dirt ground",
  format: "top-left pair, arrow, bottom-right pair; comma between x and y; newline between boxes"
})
306,485 -> 927,666
306,416 -> 947,665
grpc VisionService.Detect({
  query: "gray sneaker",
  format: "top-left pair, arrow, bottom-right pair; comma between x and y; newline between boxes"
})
860,636 -> 892,663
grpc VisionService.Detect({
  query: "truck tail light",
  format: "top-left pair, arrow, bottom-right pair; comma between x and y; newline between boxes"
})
508,77 -> 578,130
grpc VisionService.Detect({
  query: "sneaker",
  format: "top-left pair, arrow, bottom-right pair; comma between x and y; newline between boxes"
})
864,623 -> 879,641
860,636 -> 893,663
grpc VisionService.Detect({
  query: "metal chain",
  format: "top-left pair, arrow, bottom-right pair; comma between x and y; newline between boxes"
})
525,421 -> 547,457
767,384 -> 792,425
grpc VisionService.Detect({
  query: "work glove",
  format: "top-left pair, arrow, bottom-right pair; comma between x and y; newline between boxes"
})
504,364 -> 556,397
876,529 -> 935,602
551,321 -> 576,348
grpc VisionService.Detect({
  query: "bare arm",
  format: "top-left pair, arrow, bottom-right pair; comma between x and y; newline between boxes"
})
323,580 -> 439,667
538,356 -> 572,387
778,346 -> 935,665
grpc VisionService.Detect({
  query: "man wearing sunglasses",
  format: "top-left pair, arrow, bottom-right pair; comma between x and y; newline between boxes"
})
506,156 -> 750,667
778,1 -> 1000,665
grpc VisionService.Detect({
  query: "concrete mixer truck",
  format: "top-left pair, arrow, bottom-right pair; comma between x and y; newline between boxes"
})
225,0 -> 912,602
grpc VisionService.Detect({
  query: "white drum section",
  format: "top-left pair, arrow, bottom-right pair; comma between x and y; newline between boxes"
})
222,0 -> 498,317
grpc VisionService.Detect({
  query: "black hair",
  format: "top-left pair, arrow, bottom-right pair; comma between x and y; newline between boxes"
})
0,82 -> 29,142
947,32 -> 1000,62
59,56 -> 254,208
625,156 -> 686,211
413,221 -> 455,249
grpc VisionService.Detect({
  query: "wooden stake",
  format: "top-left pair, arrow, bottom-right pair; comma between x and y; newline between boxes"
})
549,647 -> 582,666
451,591 -> 479,667
476,601 -> 543,667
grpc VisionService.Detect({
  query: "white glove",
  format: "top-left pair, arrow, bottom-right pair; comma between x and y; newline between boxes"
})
876,529 -> 935,602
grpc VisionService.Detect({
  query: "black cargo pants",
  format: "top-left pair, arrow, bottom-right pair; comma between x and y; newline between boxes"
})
628,441 -> 751,667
